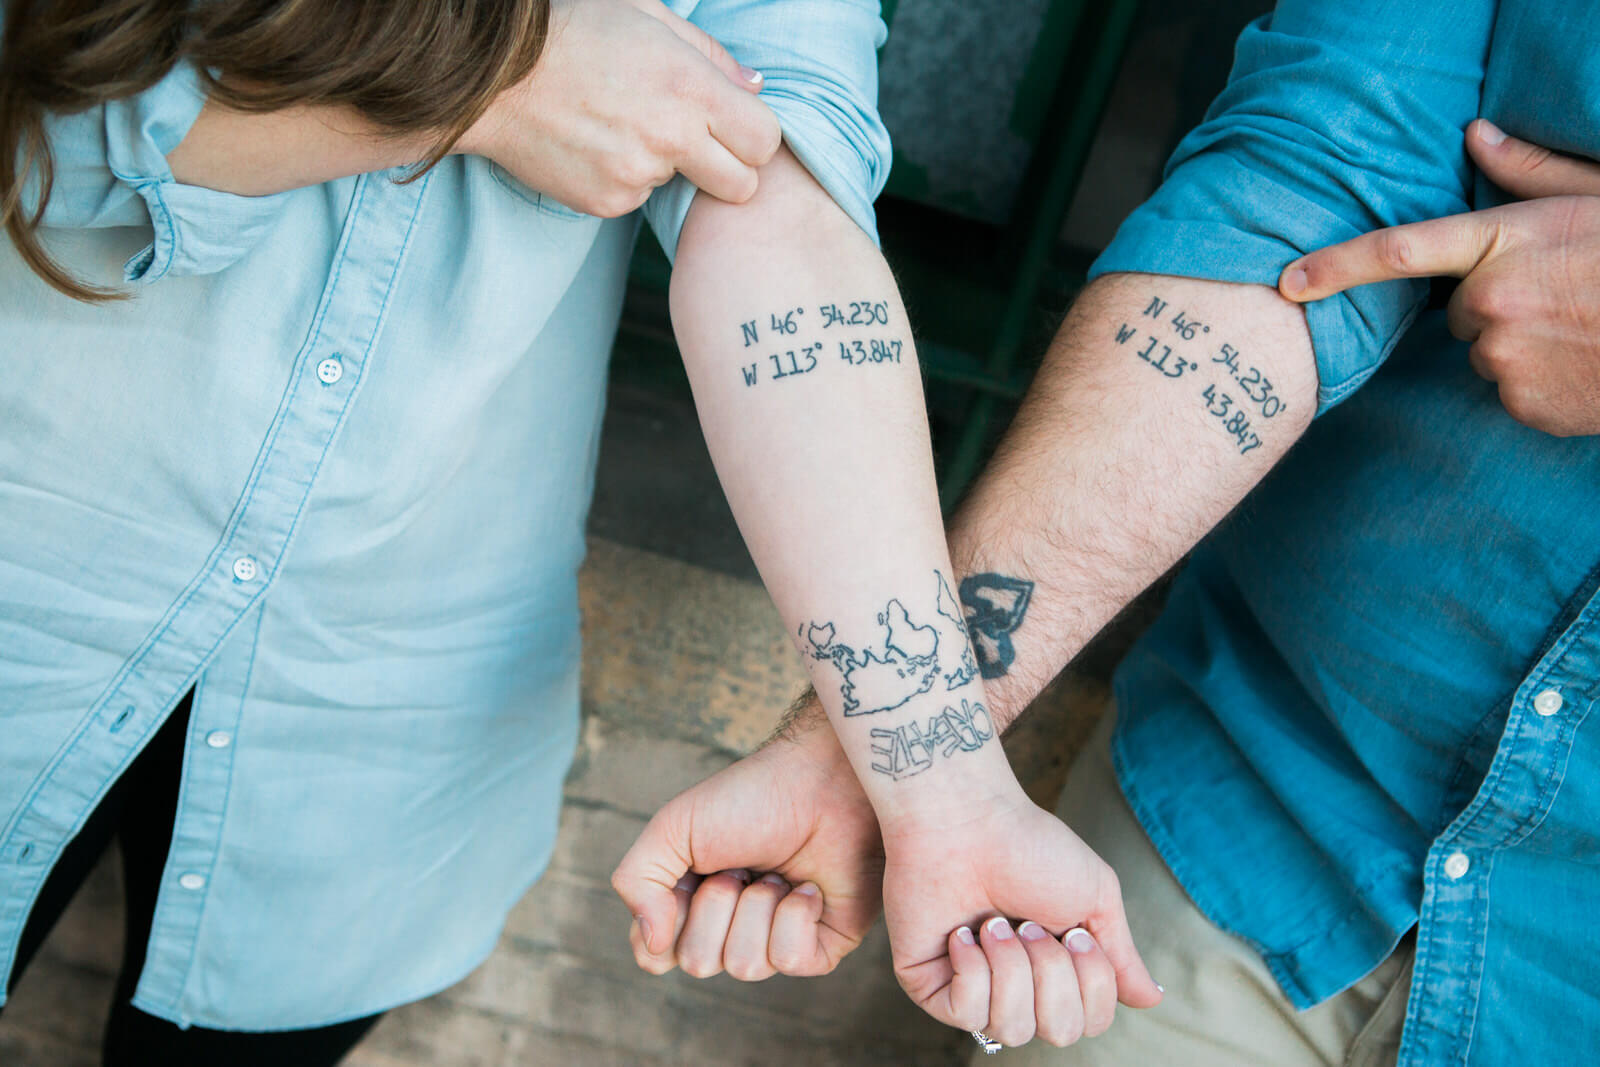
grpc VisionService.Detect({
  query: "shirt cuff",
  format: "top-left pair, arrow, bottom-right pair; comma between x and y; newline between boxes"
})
1088,154 -> 1428,415
102,62 -> 292,283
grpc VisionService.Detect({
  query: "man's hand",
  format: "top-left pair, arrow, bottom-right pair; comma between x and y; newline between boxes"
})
881,796 -> 1163,1047
1279,119 -> 1600,436
610,720 -> 883,980
459,0 -> 782,216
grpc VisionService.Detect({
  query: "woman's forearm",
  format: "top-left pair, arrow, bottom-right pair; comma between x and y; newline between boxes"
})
670,147 -> 1025,828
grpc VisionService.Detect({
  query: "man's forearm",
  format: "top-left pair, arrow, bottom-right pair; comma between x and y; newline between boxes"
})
671,147 -> 1024,824
947,273 -> 1317,728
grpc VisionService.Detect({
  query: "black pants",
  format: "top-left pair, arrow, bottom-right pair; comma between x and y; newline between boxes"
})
1,691 -> 383,1066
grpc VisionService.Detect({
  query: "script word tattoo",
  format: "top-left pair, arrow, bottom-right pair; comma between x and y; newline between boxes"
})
1111,294 -> 1290,456
736,300 -> 904,388
870,699 -> 995,780
958,572 -> 1034,680
801,570 -> 978,716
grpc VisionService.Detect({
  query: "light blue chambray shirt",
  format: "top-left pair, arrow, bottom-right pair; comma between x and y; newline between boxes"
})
1093,1 -> 1600,1061
0,0 -> 889,1030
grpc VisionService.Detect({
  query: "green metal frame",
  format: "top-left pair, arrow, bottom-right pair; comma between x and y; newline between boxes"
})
898,0 -> 1144,504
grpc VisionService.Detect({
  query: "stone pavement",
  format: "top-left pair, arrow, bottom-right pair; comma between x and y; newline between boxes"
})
0,538 -> 1109,1067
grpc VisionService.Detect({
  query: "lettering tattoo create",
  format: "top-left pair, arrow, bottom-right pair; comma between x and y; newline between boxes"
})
736,299 -> 904,388
1111,294 -> 1289,456
870,699 -> 995,780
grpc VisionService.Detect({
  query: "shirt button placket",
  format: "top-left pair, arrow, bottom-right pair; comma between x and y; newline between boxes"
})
1533,688 -> 1564,717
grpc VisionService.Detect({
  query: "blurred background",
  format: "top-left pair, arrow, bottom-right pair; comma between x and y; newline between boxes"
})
0,1 -> 1269,1063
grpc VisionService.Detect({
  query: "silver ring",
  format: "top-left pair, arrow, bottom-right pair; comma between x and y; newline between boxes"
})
970,1029 -> 1003,1054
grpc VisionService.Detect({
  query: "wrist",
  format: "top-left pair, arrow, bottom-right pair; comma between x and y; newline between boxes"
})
867,744 -> 1031,839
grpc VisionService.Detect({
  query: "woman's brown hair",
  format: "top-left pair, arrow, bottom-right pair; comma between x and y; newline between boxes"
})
0,0 -> 550,301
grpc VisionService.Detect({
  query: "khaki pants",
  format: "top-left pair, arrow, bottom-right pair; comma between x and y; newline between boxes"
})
981,711 -> 1414,1067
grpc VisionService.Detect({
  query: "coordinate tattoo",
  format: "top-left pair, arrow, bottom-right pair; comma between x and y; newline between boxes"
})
734,299 -> 904,388
1112,294 -> 1289,455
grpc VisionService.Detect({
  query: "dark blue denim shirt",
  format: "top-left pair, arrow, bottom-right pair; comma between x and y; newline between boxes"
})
1091,2 -> 1600,1061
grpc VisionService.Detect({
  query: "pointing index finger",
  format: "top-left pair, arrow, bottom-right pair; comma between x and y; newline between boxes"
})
1279,210 -> 1512,303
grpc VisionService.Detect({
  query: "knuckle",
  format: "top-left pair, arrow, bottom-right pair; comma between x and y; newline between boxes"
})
1375,229 -> 1417,274
1038,1016 -> 1085,1048
677,952 -> 721,979
726,956 -> 773,983
1518,143 -> 1554,175
638,954 -> 676,976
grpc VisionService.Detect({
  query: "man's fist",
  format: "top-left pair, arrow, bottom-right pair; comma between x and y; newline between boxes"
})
1280,119 -> 1600,437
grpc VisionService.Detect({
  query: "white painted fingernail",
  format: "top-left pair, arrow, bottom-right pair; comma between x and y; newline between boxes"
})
956,926 -> 976,945
986,916 -> 1014,940
794,881 -> 819,897
1064,927 -> 1096,954
1018,921 -> 1048,942
739,65 -> 763,85
1157,983 -> 1166,994
759,872 -> 786,887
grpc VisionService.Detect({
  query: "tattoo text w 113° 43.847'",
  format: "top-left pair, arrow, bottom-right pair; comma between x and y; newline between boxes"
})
736,300 -> 903,388
1112,294 -> 1290,456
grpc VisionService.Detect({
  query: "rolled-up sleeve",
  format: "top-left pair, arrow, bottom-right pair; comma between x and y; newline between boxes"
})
1089,1 -> 1494,412
642,0 -> 892,260
37,61 -> 290,284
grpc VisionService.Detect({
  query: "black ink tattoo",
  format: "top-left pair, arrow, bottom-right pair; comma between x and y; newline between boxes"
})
801,571 -> 978,716
820,300 -> 890,329
1120,294 -> 1285,456
869,699 -> 995,780
735,301 -> 902,387
958,573 -> 1034,680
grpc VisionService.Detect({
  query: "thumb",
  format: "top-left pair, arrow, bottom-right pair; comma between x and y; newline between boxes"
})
611,808 -> 696,960
1468,119 -> 1600,200
637,0 -> 765,92
1087,897 -> 1164,1009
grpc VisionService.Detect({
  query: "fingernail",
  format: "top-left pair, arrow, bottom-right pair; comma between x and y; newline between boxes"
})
986,917 -> 1014,941
1157,983 -> 1166,994
1477,119 -> 1506,146
1064,927 -> 1096,954
794,881 -> 820,897
1282,266 -> 1308,295
727,868 -> 752,884
634,914 -> 652,949
739,65 -> 763,85
957,926 -> 976,945
674,874 -> 697,893
759,872 -> 787,888
1018,921 -> 1048,942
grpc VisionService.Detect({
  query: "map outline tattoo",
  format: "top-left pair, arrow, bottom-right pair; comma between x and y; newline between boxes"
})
801,571 -> 978,716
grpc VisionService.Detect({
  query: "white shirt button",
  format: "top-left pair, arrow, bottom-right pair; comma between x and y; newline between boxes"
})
205,731 -> 233,749
1443,851 -> 1470,880
232,556 -> 258,583
1533,688 -> 1564,717
315,357 -> 344,385
178,873 -> 207,891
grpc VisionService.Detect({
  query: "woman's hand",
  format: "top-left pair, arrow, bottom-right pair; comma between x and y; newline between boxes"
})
881,793 -> 1163,1048
1280,120 -> 1600,436
459,0 -> 783,216
611,720 -> 884,981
